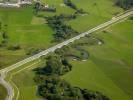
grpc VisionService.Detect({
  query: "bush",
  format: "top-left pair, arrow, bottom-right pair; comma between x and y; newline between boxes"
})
64,0 -> 77,10
129,16 -> 133,20
7,44 -> 21,51
26,47 -> 40,55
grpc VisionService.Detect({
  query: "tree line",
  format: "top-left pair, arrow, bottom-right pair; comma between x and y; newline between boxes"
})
114,0 -> 133,9
33,53 -> 109,100
63,0 -> 86,14
46,15 -> 78,41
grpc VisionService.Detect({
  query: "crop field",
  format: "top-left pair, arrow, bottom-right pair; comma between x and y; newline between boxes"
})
63,19 -> 133,100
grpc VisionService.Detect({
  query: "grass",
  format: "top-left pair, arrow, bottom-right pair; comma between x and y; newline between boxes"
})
39,0 -> 123,32
9,19 -> 133,100
6,59 -> 45,100
0,6 -> 54,69
0,84 -> 7,100
0,6 -> 53,46
65,0 -> 123,32
0,0 -> 123,69
12,70 -> 39,100
63,19 -> 133,100
0,0 -> 127,99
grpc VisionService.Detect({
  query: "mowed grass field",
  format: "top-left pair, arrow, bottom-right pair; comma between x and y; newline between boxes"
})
0,6 -> 54,69
0,0 -> 123,69
9,19 -> 133,100
0,6 -> 54,47
40,0 -> 123,32
63,19 -> 133,100
2,0 -> 127,100
66,0 -> 123,32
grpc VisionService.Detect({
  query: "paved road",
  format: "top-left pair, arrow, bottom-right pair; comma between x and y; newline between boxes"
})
0,75 -> 13,100
0,0 -> 32,7
0,10 -> 133,100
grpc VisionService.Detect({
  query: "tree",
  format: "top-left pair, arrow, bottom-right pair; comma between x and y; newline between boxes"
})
2,31 -> 8,39
46,15 -> 78,41
115,0 -> 133,9
34,54 -> 109,100
45,54 -> 62,74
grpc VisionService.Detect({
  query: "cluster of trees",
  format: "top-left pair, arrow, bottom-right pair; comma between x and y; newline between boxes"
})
34,54 -> 109,100
114,0 -> 133,9
129,16 -> 133,20
63,0 -> 86,14
0,22 -> 8,47
34,54 -> 72,75
7,44 -> 21,51
46,15 -> 78,41
26,47 -> 41,55
64,0 -> 77,10
36,76 -> 109,100
34,2 -> 56,14
55,45 -> 89,60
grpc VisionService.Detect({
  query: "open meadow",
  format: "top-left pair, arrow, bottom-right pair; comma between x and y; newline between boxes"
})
1,0 -> 131,100
0,0 -> 122,68
39,0 -> 123,32
9,18 -> 133,100
0,6 -> 54,69
0,0 -> 123,69
63,19 -> 133,100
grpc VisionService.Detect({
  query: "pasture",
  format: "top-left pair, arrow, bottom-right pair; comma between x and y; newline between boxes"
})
0,0 -> 123,69
63,19 -> 133,100
0,6 -> 53,69
9,19 -> 133,100
0,0 -> 129,99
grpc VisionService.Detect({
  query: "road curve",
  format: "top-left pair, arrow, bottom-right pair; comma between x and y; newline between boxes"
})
0,10 -> 133,100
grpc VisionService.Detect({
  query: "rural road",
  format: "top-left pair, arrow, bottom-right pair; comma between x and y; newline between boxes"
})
0,0 -> 32,7
0,10 -> 133,100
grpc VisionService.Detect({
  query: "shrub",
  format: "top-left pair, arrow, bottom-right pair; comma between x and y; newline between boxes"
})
7,44 -> 21,51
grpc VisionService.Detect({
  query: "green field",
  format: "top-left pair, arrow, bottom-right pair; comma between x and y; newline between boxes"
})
6,59 -> 44,100
11,66 -> 40,100
0,0 -> 123,69
63,19 -> 133,100
0,84 -> 7,100
8,19 -> 133,100
40,0 -> 123,32
0,0 -> 128,99
0,6 -> 54,69
66,0 -> 123,32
